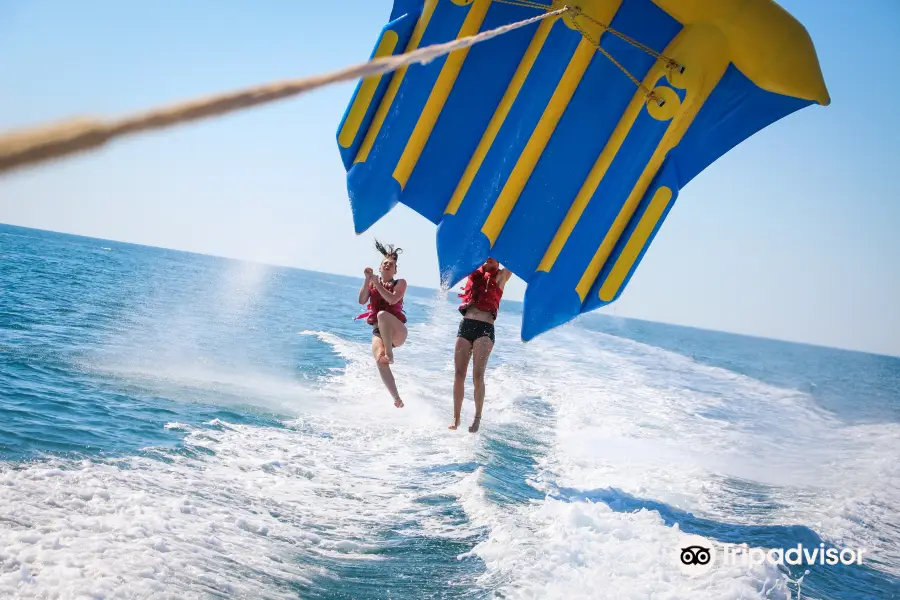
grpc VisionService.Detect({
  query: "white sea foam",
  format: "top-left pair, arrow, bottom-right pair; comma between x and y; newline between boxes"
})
0,402 -> 471,598
512,322 -> 900,583
2,294 -> 898,598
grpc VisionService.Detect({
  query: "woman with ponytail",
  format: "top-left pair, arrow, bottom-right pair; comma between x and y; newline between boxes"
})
356,239 -> 408,407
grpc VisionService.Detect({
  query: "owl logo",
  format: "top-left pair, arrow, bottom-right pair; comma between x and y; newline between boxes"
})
681,545 -> 712,565
675,536 -> 717,576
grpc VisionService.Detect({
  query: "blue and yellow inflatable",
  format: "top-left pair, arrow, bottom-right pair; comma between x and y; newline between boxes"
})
336,0 -> 829,341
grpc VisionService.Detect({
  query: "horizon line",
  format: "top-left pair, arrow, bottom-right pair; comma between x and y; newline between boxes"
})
3,220 -> 897,360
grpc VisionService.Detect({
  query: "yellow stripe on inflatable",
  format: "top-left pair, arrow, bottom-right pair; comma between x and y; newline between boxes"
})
480,0 -> 623,244
536,28 -> 683,276
444,14 -> 559,216
576,23 -> 730,301
394,0 -> 492,188
599,185 -> 673,300
354,0 -> 438,165
338,30 -> 400,149
481,38 -> 596,245
536,58 -> 672,275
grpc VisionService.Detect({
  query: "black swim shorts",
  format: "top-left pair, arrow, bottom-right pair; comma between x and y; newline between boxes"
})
457,318 -> 495,344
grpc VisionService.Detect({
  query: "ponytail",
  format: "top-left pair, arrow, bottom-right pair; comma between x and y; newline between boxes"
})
374,239 -> 402,262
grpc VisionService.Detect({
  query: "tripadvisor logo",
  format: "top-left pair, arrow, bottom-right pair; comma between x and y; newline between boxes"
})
676,535 -> 718,576
675,534 -> 866,577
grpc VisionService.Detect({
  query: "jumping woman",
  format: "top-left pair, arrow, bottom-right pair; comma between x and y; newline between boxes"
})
357,240 -> 408,408
449,257 -> 512,433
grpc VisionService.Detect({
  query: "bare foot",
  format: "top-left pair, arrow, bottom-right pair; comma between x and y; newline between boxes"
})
448,418 -> 460,430
394,398 -> 404,408
468,416 -> 481,433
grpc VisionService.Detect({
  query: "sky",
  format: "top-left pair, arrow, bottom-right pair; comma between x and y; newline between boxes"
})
0,0 -> 898,357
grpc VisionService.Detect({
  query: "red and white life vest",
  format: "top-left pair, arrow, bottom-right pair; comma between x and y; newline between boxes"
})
458,266 -> 504,320
356,279 -> 407,325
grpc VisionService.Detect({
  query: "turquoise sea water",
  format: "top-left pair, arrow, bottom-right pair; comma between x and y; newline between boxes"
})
1,223 -> 899,599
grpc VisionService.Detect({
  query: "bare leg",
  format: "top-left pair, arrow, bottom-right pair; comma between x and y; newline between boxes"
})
376,311 -> 408,364
450,336 -> 472,430
469,335 -> 494,433
372,336 -> 403,407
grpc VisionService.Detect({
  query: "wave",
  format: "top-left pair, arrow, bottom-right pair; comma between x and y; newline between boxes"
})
3,287 -> 899,598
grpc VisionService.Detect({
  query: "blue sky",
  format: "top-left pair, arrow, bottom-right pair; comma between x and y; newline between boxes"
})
0,0 -> 897,357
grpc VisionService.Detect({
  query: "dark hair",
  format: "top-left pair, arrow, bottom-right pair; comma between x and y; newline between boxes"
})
375,239 -> 402,262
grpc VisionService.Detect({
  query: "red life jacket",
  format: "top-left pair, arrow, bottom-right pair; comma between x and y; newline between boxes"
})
356,279 -> 407,325
458,266 -> 504,320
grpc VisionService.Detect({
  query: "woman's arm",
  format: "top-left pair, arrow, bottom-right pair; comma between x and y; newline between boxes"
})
372,278 -> 407,305
497,268 -> 513,289
358,268 -> 373,304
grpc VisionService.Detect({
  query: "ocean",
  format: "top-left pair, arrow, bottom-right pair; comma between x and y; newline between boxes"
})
1,222 -> 898,599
